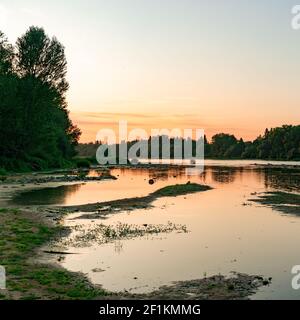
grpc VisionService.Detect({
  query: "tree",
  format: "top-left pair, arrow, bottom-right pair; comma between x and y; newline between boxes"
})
16,26 -> 68,95
15,26 -> 81,155
0,27 -> 81,171
224,138 -> 245,158
210,133 -> 238,158
0,31 -> 14,75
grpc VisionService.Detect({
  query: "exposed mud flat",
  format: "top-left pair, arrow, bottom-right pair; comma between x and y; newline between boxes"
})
107,273 -> 272,300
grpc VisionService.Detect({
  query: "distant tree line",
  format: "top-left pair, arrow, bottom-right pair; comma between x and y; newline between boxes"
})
77,125 -> 300,161
0,27 -> 81,171
205,125 -> 300,160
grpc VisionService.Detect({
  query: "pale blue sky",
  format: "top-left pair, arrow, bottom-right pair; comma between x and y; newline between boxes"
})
0,0 -> 299,141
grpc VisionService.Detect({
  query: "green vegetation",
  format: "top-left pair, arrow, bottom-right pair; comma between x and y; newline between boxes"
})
0,27 -> 81,172
205,126 -> 300,160
152,183 -> 211,197
0,208 -> 108,300
75,159 -> 91,169
0,168 -> 7,181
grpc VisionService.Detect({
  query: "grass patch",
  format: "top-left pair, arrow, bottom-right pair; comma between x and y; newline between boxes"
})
152,183 -> 211,197
0,208 -> 108,300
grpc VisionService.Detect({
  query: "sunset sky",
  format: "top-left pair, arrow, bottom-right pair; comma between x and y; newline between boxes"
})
1,0 -> 300,142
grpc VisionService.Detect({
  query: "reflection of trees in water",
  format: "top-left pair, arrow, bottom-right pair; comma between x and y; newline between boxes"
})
148,168 -> 207,182
12,184 -> 83,205
113,167 -> 207,183
194,170 -> 207,183
148,166 -> 243,185
149,168 -> 187,180
262,168 -> 300,192
210,167 -> 242,184
111,166 -> 300,192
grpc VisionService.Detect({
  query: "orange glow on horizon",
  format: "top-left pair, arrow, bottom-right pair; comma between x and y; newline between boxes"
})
70,111 -> 290,144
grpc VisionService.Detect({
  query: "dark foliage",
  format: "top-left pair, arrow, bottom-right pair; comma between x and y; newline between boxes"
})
0,27 -> 81,171
77,125 -> 300,161
205,125 -> 300,160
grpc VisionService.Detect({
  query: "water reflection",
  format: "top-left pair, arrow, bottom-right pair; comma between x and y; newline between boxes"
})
262,168 -> 300,192
9,161 -> 300,299
12,184 -> 83,205
51,164 -> 300,299
210,167 -> 242,184
10,165 -> 300,206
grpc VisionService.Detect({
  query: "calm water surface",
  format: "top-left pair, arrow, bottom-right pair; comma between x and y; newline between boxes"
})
10,160 -> 300,299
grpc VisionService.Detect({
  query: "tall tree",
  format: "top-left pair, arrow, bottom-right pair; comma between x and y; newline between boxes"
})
15,26 -> 81,152
210,133 -> 238,158
0,31 -> 14,75
0,27 -> 81,171
16,26 -> 68,95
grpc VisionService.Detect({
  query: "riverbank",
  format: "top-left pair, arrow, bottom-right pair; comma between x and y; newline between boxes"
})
0,179 -> 272,300
0,207 -> 108,300
0,207 -> 270,300
0,168 -> 117,185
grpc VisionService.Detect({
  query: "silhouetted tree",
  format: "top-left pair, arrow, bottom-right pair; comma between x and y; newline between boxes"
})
16,26 -> 68,95
0,27 -> 81,171
0,31 -> 14,75
79,126 -> 300,161
210,133 -> 237,158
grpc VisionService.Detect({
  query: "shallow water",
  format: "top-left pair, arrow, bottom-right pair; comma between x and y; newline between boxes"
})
9,160 -> 300,299
10,159 -> 300,206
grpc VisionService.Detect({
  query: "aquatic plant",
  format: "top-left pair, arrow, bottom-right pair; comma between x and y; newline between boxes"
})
60,222 -> 189,247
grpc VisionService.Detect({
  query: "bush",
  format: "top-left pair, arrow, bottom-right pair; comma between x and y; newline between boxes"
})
0,168 -> 7,176
77,171 -> 88,179
75,159 -> 91,169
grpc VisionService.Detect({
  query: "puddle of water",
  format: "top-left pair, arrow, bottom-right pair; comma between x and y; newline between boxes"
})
8,160 -> 300,299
